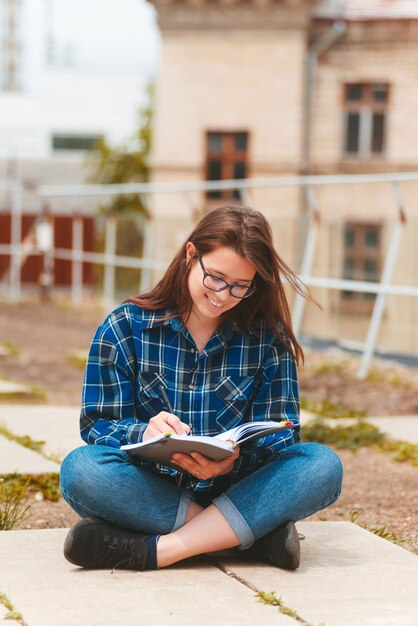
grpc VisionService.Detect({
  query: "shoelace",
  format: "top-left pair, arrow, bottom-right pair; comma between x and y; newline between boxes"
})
101,534 -> 140,573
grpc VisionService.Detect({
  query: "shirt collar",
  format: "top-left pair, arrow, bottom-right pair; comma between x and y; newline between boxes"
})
134,306 -> 235,342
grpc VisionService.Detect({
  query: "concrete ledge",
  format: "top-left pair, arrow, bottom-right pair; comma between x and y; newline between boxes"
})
0,405 -> 83,460
301,410 -> 418,445
0,379 -> 32,396
0,529 -> 294,626
0,522 -> 417,626
0,435 -> 59,474
227,522 -> 418,626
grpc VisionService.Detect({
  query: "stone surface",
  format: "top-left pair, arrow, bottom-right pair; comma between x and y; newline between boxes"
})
0,379 -> 32,395
0,435 -> 59,474
0,529 -> 294,626
226,522 -> 418,626
0,405 -> 83,460
301,410 -> 418,444
0,523 -> 417,626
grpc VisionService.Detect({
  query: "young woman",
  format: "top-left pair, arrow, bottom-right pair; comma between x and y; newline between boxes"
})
61,205 -> 343,571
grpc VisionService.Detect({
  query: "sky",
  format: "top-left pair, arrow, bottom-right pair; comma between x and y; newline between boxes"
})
32,0 -> 161,76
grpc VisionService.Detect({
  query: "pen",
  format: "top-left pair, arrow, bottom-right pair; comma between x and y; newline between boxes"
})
159,384 -> 174,414
159,384 -> 191,436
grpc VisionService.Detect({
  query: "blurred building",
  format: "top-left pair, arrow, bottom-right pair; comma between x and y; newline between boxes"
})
0,0 -> 158,285
149,0 -> 418,356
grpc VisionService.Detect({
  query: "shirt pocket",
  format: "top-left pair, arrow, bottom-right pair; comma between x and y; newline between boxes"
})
215,375 -> 256,432
136,370 -> 166,418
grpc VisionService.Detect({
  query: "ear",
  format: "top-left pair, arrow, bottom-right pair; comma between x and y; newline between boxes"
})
185,241 -> 196,263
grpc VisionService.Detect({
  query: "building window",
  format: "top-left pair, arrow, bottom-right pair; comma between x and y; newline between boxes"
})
343,83 -> 389,158
205,131 -> 249,200
52,134 -> 103,152
341,222 -> 382,312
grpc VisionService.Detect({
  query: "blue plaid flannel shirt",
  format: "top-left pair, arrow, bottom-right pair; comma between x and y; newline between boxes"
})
81,303 -> 301,492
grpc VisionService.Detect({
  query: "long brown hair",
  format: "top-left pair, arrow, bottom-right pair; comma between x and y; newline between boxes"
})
128,205 -> 312,364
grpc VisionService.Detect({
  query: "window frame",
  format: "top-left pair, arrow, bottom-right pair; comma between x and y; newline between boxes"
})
342,83 -> 389,160
340,221 -> 383,314
205,131 -> 250,200
51,134 -> 104,152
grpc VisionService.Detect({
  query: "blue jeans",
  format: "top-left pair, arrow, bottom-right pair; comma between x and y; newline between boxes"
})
60,442 -> 343,549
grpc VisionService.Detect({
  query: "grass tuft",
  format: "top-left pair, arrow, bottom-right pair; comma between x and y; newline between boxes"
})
348,509 -> 417,552
67,349 -> 88,369
0,341 -> 19,357
0,473 -> 61,502
257,591 -> 325,625
300,396 -> 367,419
0,478 -> 31,531
0,592 -> 26,624
0,424 -> 45,453
302,416 -> 418,465
302,417 -> 384,451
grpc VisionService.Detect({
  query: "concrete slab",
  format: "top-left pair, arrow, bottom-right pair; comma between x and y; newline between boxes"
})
227,522 -> 418,626
0,435 -> 59,474
0,529 -> 294,626
0,405 -> 83,460
367,416 -> 418,445
301,410 -> 418,445
0,379 -> 32,396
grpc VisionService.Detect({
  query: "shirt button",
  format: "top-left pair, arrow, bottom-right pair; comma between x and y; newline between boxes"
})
238,391 -> 243,397
191,348 -> 195,353
189,384 -> 195,390
139,385 -> 143,392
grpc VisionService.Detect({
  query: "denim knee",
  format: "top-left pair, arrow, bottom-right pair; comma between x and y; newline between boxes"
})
60,445 -> 123,502
301,442 -> 343,503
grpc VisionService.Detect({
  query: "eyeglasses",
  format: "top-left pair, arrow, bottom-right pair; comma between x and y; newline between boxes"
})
196,254 -> 256,299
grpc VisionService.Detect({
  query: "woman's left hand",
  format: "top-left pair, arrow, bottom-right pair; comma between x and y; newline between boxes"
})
171,445 -> 240,480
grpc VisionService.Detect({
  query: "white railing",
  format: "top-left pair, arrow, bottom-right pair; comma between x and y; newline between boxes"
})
1,171 -> 418,378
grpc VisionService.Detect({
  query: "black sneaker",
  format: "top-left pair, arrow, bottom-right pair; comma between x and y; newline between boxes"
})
243,521 -> 300,570
64,518 -> 153,570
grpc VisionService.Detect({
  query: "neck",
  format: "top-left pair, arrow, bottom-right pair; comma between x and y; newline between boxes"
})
184,309 -> 220,353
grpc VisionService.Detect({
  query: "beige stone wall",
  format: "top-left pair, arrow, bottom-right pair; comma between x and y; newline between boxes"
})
149,12 -> 418,357
152,32 -> 306,173
150,29 -> 307,271
312,22 -> 418,169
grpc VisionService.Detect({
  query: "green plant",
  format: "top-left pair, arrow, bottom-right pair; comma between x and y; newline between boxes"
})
348,509 -> 415,550
312,360 -> 348,375
302,417 -> 384,451
0,592 -> 26,624
0,380 -> 47,404
0,424 -> 62,463
0,473 -> 61,502
257,591 -> 325,626
67,349 -> 88,369
0,341 -> 19,356
0,424 -> 45,453
300,397 -> 367,419
302,415 -> 418,465
0,478 -> 31,530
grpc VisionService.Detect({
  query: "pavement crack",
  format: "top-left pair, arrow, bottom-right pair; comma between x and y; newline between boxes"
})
205,557 -> 317,625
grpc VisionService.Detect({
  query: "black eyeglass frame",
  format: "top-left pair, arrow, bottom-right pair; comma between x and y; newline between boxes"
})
196,253 -> 256,299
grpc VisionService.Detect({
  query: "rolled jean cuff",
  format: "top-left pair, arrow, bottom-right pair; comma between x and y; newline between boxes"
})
172,488 -> 193,532
213,493 -> 254,549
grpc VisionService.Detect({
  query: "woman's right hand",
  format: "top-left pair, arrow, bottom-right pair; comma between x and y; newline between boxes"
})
143,412 -> 191,441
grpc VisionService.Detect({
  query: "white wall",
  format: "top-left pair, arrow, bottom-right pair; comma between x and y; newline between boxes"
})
0,0 -> 160,161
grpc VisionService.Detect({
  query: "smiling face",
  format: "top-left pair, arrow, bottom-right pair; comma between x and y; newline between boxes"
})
185,243 -> 257,331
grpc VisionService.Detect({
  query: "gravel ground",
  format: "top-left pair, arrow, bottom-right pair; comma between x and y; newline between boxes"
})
1,298 -> 417,554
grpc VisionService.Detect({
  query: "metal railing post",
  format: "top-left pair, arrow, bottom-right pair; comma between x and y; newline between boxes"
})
103,214 -> 117,310
357,181 -> 406,379
71,214 -> 83,306
9,183 -> 22,302
293,185 -> 320,337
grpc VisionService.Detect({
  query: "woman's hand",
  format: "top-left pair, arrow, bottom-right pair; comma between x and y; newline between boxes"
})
143,412 -> 190,441
171,445 -> 240,480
